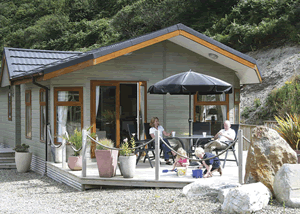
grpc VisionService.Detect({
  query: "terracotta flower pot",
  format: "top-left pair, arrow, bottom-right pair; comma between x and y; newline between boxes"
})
15,152 -> 32,173
68,156 -> 82,171
95,150 -> 118,177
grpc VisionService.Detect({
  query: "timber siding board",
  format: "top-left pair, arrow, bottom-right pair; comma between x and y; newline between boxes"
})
20,85 -> 46,159
47,41 -> 236,135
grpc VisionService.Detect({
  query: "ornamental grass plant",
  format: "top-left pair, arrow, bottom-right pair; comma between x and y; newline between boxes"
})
274,113 -> 300,150
96,138 -> 114,150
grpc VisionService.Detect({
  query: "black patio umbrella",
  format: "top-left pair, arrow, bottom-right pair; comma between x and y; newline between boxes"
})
148,70 -> 232,136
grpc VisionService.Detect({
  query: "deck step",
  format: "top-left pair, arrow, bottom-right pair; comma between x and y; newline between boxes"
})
0,162 -> 16,169
0,152 -> 15,158
0,157 -> 15,163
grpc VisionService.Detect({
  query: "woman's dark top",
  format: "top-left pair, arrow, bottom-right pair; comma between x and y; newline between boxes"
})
203,152 -> 220,168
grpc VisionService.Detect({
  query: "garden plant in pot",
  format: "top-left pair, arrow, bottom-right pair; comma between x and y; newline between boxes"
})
13,144 -> 32,173
95,138 -> 118,177
119,136 -> 136,178
275,113 -> 300,163
62,126 -> 96,171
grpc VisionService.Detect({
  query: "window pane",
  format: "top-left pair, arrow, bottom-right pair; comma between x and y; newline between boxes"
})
56,106 -> 81,142
197,94 -> 226,102
40,105 -> 46,141
58,91 -> 79,102
234,104 -> 239,124
40,91 -> 45,102
235,90 -> 240,102
26,105 -> 32,138
95,86 -> 116,146
8,92 -> 12,119
25,92 -> 30,103
195,105 -> 227,135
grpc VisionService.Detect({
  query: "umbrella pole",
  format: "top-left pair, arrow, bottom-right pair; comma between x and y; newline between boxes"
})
189,93 -> 192,137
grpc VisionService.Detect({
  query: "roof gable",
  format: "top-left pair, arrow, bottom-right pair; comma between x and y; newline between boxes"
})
2,23 -> 262,85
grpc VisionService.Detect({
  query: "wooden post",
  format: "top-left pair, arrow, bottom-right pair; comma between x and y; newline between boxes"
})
155,130 -> 160,181
82,129 -> 87,177
62,126 -> 66,169
238,129 -> 244,184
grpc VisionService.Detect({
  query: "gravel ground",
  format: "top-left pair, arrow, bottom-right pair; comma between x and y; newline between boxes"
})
0,169 -> 299,214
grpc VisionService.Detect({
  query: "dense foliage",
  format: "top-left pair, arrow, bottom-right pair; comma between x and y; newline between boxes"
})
262,75 -> 300,119
1,0 -> 299,63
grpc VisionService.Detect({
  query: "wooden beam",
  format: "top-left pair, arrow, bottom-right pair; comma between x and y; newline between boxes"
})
43,59 -> 94,81
12,76 -> 43,86
180,31 -> 258,70
93,31 -> 180,65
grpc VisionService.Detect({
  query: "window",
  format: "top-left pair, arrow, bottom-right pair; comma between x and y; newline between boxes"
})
8,91 -> 12,121
194,93 -> 229,135
25,90 -> 32,139
40,89 -> 46,142
234,89 -> 240,124
54,87 -> 83,144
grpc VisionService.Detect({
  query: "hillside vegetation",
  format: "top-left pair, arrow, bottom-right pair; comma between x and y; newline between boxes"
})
1,0 -> 299,59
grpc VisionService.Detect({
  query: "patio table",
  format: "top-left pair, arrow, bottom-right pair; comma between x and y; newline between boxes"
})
167,135 -> 214,156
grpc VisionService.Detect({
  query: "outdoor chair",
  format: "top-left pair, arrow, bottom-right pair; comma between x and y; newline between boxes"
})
186,122 -> 212,156
213,124 -> 239,168
144,123 -> 175,163
127,124 -> 155,168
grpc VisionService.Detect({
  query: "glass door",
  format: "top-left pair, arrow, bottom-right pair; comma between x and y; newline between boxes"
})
137,82 -> 146,140
91,82 -> 119,148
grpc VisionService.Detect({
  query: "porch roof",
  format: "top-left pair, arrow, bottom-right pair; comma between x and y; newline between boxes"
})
1,23 -> 262,86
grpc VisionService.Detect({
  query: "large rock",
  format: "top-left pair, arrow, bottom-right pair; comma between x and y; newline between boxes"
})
222,182 -> 272,213
182,178 -> 240,197
273,164 -> 300,208
244,126 -> 297,195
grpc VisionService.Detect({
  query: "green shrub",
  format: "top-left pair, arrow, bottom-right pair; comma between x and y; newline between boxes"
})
13,144 -> 30,152
274,113 -> 300,150
254,98 -> 261,108
264,75 -> 300,118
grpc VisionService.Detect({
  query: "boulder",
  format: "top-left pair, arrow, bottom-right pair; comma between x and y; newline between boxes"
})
222,182 -> 272,213
244,126 -> 297,195
273,164 -> 300,208
182,178 -> 240,197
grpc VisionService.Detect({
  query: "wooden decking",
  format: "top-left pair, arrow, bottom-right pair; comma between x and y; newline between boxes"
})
46,150 -> 247,191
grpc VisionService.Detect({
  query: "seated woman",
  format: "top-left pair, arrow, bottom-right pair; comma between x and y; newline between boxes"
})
194,147 -> 222,178
172,147 -> 189,170
149,117 -> 175,165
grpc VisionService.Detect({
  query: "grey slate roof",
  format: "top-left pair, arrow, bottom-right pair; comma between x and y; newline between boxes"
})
3,47 -> 82,79
2,23 -> 261,80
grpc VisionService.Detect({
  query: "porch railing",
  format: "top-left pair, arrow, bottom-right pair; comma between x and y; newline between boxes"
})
79,129 -> 248,184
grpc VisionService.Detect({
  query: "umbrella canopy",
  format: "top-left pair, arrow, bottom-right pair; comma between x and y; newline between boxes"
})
148,70 -> 232,95
147,70 -> 232,138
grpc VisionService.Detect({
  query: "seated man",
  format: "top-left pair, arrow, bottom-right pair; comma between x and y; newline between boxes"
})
204,120 -> 236,152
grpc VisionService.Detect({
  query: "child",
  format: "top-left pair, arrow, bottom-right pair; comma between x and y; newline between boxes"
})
194,147 -> 222,178
172,147 -> 189,170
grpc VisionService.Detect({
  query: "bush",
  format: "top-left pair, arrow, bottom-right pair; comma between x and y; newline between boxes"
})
274,113 -> 300,150
263,75 -> 300,119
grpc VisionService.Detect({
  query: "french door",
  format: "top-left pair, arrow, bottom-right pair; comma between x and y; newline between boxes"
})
90,81 -> 147,149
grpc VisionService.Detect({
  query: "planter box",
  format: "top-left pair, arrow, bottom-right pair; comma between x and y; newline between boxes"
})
68,156 -> 82,171
119,155 -> 136,178
15,152 -> 32,173
95,150 -> 118,177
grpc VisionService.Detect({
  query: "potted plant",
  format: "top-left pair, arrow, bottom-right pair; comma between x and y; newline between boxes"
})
119,136 -> 136,178
62,126 -> 96,171
95,138 -> 118,177
275,114 -> 300,163
13,144 -> 32,173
